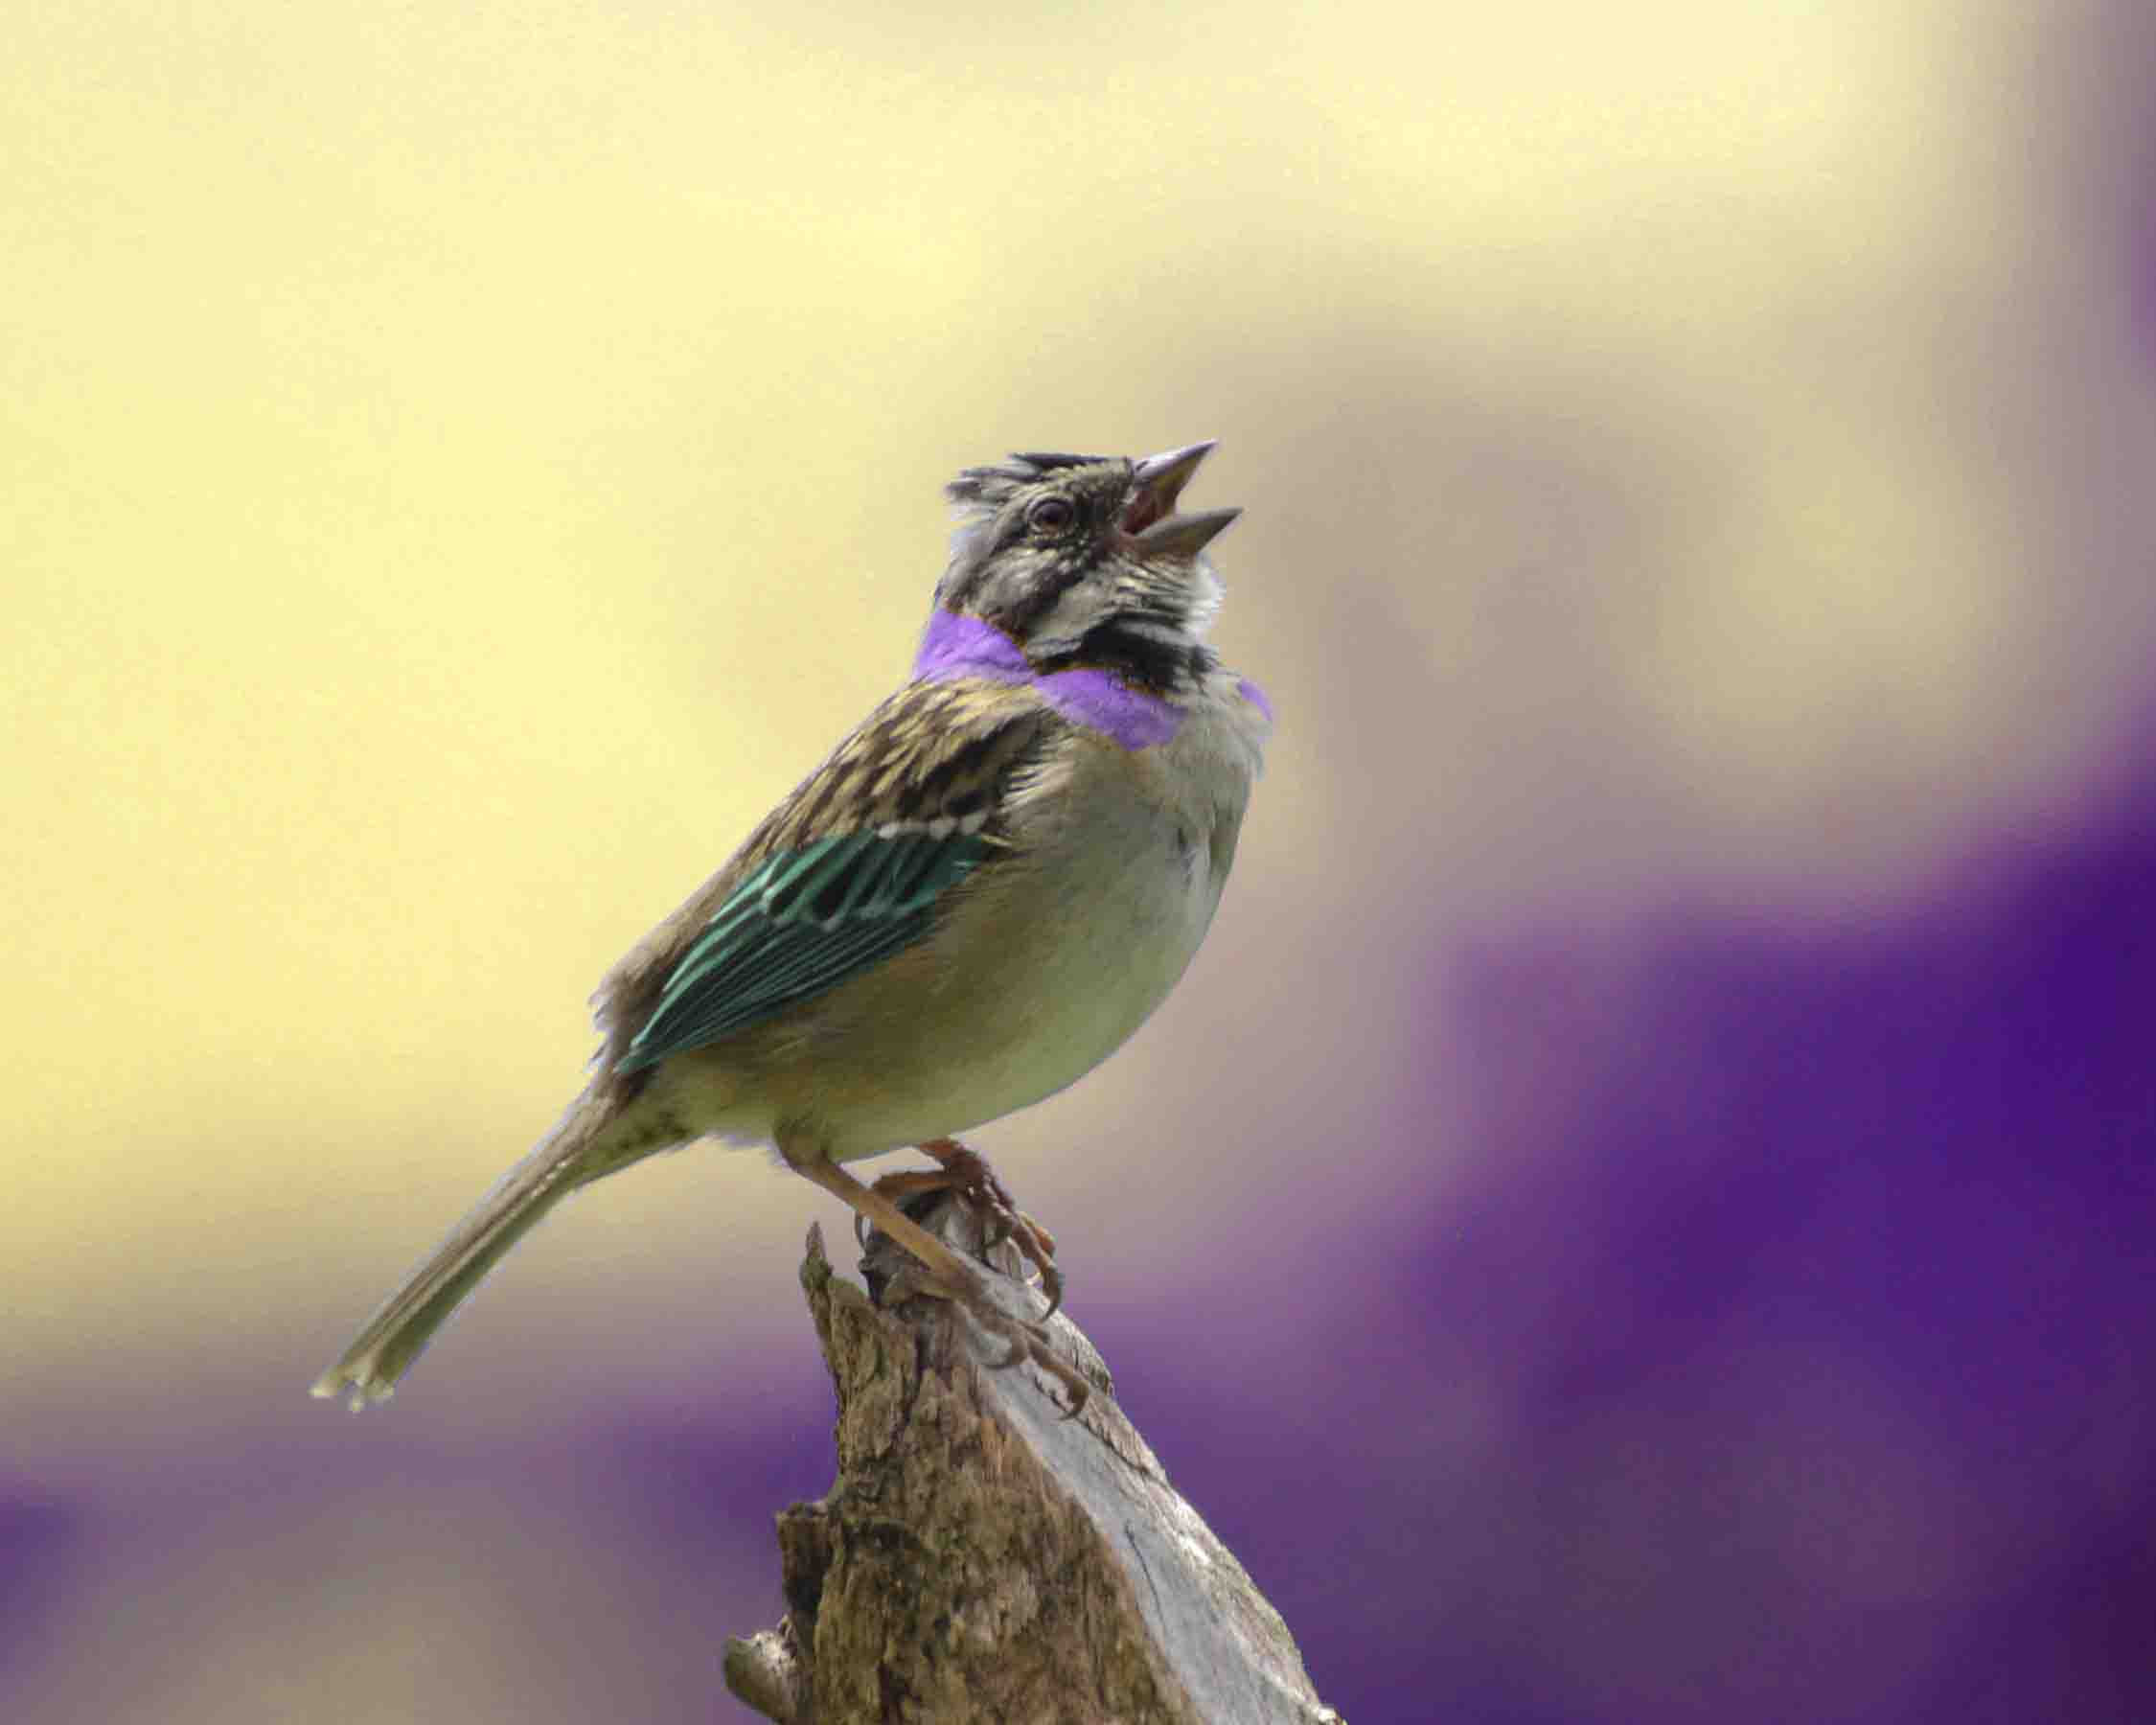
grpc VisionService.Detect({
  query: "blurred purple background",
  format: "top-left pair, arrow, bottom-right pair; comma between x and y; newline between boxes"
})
1159,735 -> 2156,1721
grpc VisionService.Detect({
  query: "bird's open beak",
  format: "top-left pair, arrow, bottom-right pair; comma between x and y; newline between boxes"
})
1122,440 -> 1241,558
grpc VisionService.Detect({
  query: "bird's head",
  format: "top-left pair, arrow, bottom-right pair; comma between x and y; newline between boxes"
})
932,442 -> 1240,694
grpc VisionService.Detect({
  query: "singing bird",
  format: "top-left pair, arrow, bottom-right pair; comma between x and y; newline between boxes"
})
312,441 -> 1272,1412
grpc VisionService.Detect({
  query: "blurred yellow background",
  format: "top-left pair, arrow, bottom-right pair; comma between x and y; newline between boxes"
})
7,1 -> 2155,1716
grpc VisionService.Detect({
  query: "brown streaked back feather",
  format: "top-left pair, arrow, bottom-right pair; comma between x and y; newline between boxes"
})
592,678 -> 1055,1073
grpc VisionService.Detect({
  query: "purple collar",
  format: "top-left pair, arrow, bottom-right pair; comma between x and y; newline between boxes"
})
911,610 -> 1183,749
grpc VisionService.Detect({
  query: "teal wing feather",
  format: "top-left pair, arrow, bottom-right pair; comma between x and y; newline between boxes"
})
601,678 -> 1051,1075
615,827 -> 990,1071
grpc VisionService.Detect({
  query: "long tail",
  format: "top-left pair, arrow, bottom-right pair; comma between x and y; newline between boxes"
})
310,1087 -> 621,1409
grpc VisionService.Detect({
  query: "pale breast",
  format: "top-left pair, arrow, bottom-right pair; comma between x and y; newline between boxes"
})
845,686 -> 1267,1151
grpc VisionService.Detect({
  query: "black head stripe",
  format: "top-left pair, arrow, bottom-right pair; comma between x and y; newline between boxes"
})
944,450 -> 1118,511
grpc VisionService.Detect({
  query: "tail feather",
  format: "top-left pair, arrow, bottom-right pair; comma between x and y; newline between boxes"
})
311,1088 -> 619,1409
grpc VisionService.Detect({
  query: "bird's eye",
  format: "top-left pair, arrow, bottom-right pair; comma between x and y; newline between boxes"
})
1026,496 -> 1076,533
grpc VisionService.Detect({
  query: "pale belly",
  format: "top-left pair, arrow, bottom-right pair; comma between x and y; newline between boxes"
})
911,799 -> 1224,1139
775,770 -> 1227,1159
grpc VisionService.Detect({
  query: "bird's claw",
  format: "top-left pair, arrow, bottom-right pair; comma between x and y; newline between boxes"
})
865,1139 -> 1064,1321
880,1258 -> 1089,1416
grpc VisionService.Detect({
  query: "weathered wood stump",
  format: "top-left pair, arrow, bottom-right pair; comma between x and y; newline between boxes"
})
723,1193 -> 1344,1724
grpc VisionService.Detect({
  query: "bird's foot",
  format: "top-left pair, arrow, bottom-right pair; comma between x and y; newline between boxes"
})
784,1139 -> 1087,1415
860,1137 -> 1063,1320
880,1256 -> 1089,1417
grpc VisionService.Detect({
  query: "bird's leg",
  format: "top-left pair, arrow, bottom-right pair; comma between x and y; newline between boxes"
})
859,1137 -> 1062,1320
786,1141 -> 1087,1415
921,1137 -> 1063,1319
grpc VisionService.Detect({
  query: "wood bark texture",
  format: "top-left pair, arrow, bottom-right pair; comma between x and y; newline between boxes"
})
723,1193 -> 1345,1725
